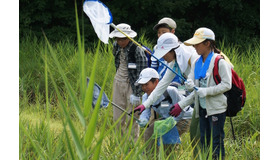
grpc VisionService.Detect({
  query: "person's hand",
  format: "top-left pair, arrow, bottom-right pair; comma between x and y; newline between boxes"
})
169,103 -> 182,117
130,94 -> 141,106
137,119 -> 148,127
134,104 -> 146,115
185,79 -> 195,91
196,88 -> 207,98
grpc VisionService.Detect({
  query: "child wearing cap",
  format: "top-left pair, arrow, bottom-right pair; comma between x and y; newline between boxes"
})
109,23 -> 148,142
182,27 -> 232,159
135,68 -> 193,155
151,17 -> 190,86
152,19 -> 201,155
134,32 -> 201,155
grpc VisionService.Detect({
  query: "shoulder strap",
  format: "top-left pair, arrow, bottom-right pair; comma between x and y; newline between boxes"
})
127,43 -> 137,63
213,55 -> 223,84
152,90 -> 173,109
230,117 -> 236,140
128,43 -> 137,54
163,90 -> 172,104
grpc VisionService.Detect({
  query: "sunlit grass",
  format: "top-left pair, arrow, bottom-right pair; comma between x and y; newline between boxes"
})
19,35 -> 260,159
19,5 -> 259,160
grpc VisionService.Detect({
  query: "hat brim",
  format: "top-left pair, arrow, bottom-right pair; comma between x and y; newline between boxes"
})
153,47 -> 172,60
109,31 -> 137,38
135,77 -> 151,86
184,37 -> 205,46
153,23 -> 172,31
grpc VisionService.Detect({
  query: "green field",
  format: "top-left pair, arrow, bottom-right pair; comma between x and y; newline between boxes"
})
19,25 -> 260,160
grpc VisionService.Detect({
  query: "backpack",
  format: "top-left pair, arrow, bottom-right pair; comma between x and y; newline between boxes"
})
213,55 -> 246,140
141,44 -> 152,67
213,55 -> 246,117
130,43 -> 152,67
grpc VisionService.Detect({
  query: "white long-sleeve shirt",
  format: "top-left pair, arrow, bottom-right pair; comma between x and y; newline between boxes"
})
140,86 -> 193,122
178,53 -> 232,118
143,44 -> 199,109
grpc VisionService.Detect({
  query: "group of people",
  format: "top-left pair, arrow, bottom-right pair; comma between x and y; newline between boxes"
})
109,17 -> 233,160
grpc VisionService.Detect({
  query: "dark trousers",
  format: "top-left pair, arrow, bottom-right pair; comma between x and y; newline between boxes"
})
199,107 -> 226,158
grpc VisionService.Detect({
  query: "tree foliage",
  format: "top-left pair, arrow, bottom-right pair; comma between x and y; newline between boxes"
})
20,0 -> 259,47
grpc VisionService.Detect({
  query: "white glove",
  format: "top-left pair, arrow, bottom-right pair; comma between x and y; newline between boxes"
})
137,119 -> 148,127
130,94 -> 141,106
196,87 -> 208,98
185,79 -> 195,91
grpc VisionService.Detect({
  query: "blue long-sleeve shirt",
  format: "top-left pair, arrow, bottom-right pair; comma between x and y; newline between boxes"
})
151,57 -> 183,84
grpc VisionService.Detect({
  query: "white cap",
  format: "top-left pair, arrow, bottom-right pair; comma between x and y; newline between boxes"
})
153,33 -> 179,59
184,27 -> 215,46
153,17 -> 177,30
109,23 -> 137,38
135,68 -> 159,85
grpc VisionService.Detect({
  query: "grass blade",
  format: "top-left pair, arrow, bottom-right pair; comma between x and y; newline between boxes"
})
43,44 -> 53,159
84,47 -> 113,147
75,1 -> 86,102
83,41 -> 100,117
91,95 -> 111,160
48,67 -> 86,159
19,122 -> 47,160
43,35 -> 86,127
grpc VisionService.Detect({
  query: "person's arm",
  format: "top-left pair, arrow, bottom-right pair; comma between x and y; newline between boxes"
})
150,57 -> 159,70
142,61 -> 176,108
167,86 -> 182,105
179,61 -> 196,109
151,45 -> 158,70
139,108 -> 151,121
178,91 -> 195,109
205,59 -> 232,96
138,94 -> 151,127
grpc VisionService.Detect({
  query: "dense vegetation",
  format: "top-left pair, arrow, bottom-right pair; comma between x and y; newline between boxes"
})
20,0 -> 259,48
19,0 -> 260,159
19,33 -> 260,159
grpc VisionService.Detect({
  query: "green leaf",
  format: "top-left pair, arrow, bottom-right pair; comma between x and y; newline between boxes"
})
48,68 -> 86,159
83,41 -> 100,117
19,122 -> 47,160
43,33 -> 86,127
84,47 -> 113,147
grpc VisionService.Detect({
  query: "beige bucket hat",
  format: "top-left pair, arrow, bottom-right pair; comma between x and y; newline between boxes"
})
109,23 -> 137,38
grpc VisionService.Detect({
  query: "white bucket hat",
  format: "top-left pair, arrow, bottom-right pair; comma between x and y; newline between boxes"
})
153,33 -> 179,59
135,68 -> 159,85
109,23 -> 137,38
184,27 -> 215,46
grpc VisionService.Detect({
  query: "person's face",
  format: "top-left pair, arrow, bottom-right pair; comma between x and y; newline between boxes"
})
157,27 -> 175,38
163,50 -> 176,63
193,41 -> 210,56
141,80 -> 158,95
116,37 -> 130,48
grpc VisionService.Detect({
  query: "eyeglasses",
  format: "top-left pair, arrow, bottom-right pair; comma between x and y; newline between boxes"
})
116,37 -> 128,42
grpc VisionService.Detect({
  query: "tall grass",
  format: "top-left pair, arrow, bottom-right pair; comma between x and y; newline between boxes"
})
19,7 -> 260,160
19,35 -> 260,159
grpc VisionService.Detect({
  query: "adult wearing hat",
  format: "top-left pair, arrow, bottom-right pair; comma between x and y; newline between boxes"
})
109,23 -> 148,142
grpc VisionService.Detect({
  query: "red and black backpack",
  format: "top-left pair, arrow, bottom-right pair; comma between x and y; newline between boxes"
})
213,55 -> 246,117
213,55 -> 246,140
